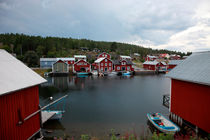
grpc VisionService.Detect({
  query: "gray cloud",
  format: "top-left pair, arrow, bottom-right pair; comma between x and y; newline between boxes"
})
0,0 -> 210,52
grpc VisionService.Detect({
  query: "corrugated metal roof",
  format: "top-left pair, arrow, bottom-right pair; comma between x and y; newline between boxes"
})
113,60 -> 133,65
166,51 -> 210,86
168,60 -> 184,65
57,57 -> 75,61
0,49 -> 47,96
120,55 -> 131,59
95,57 -> 105,63
40,58 -> 57,61
143,61 -> 159,65
74,55 -> 86,58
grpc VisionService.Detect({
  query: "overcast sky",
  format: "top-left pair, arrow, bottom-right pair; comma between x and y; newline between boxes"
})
1,0 -> 210,52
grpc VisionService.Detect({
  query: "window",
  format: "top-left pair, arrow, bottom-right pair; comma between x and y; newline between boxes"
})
105,59 -> 107,62
109,63 -> 111,66
127,66 -> 130,70
105,54 -> 107,57
45,62 -> 47,65
101,63 -> 103,66
105,63 -> 107,66
109,67 -> 112,70
101,67 -> 103,71
117,66 -> 120,70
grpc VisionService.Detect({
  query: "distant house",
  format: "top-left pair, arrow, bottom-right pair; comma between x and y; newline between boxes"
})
119,55 -> 132,61
0,49 -> 46,139
166,52 -> 210,133
97,52 -> 111,59
73,59 -> 91,73
74,55 -> 87,61
145,55 -> 158,61
168,60 -> 184,71
114,59 -> 134,72
52,60 -> 69,73
133,53 -> 140,56
159,53 -> 170,59
57,58 -> 75,65
40,58 -> 57,68
94,57 -> 113,72
143,61 -> 167,71
169,54 -> 181,60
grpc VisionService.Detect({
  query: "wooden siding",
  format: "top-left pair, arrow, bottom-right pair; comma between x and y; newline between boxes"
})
74,60 -> 91,72
171,79 -> 210,133
53,61 -> 68,73
0,86 -> 41,140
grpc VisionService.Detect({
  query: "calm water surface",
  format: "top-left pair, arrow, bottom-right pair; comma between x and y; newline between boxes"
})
39,75 -> 170,138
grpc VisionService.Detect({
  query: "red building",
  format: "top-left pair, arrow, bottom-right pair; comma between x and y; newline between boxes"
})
0,49 -> 46,139
168,60 -> 183,71
94,57 -> 113,72
145,55 -> 158,61
159,53 -> 170,59
73,59 -> 91,73
114,60 -> 134,71
167,52 -> 210,133
143,61 -> 167,71
97,52 -> 111,59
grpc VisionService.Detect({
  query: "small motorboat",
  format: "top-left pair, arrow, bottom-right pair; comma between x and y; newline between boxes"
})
109,71 -> 118,76
76,72 -> 89,76
147,113 -> 180,134
122,71 -> 131,76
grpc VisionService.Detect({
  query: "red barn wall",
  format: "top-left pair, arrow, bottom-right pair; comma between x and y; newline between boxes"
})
143,64 -> 156,70
98,59 -> 113,72
74,60 -> 90,72
168,65 -> 176,70
97,53 -> 111,59
0,86 -> 41,140
171,79 -> 210,133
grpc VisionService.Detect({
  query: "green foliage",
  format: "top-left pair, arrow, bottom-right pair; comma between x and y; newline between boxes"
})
151,133 -> 174,140
81,134 -> 90,140
0,33 -> 189,67
23,51 -> 39,67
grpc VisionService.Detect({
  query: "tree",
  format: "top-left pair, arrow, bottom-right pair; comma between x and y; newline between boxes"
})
110,42 -> 117,52
23,51 -> 39,67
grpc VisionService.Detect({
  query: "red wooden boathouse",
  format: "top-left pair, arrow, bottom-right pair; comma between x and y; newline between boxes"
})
143,61 -> 167,71
94,57 -> 113,72
166,51 -> 210,133
113,59 -> 134,72
97,52 -> 111,59
0,49 -> 46,140
73,59 -> 91,73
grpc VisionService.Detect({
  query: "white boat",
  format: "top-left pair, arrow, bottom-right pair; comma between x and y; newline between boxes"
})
43,110 -> 65,120
147,113 -> 180,134
109,71 -> 118,76
91,71 -> 98,76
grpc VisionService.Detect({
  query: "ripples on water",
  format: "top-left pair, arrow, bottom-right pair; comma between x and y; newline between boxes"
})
39,75 -> 170,138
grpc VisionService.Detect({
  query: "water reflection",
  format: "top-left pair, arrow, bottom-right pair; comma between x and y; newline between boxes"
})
39,75 -> 170,138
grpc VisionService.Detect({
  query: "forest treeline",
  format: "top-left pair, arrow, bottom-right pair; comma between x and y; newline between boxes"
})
0,33 -> 190,67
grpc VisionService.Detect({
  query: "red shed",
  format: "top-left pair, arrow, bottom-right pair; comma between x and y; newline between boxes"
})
97,52 -> 111,59
73,59 -> 91,73
94,57 -> 113,72
168,60 -> 183,71
0,49 -> 46,139
166,51 -> 210,133
113,60 -> 134,72
143,61 -> 167,71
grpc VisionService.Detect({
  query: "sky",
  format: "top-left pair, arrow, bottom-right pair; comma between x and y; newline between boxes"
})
0,0 -> 210,52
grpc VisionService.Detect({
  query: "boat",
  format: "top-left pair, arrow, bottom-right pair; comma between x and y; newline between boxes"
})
109,71 -> 118,76
122,71 -> 131,76
91,71 -> 98,76
147,113 -> 180,134
42,110 -> 65,120
76,72 -> 89,76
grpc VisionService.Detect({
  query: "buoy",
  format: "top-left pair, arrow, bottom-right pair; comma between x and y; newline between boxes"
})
50,97 -> 53,100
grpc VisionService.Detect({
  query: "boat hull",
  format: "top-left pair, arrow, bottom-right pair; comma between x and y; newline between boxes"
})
147,113 -> 180,134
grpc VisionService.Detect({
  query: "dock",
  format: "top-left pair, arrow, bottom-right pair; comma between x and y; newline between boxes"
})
41,111 -> 56,124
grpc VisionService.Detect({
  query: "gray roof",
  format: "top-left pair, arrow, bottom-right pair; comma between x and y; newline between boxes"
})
166,51 -> 210,86
113,60 -> 133,65
168,60 -> 184,65
143,61 -> 159,65
0,49 -> 47,96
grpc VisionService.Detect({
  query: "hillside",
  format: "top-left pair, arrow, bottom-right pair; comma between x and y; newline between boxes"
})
0,33 -> 188,66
